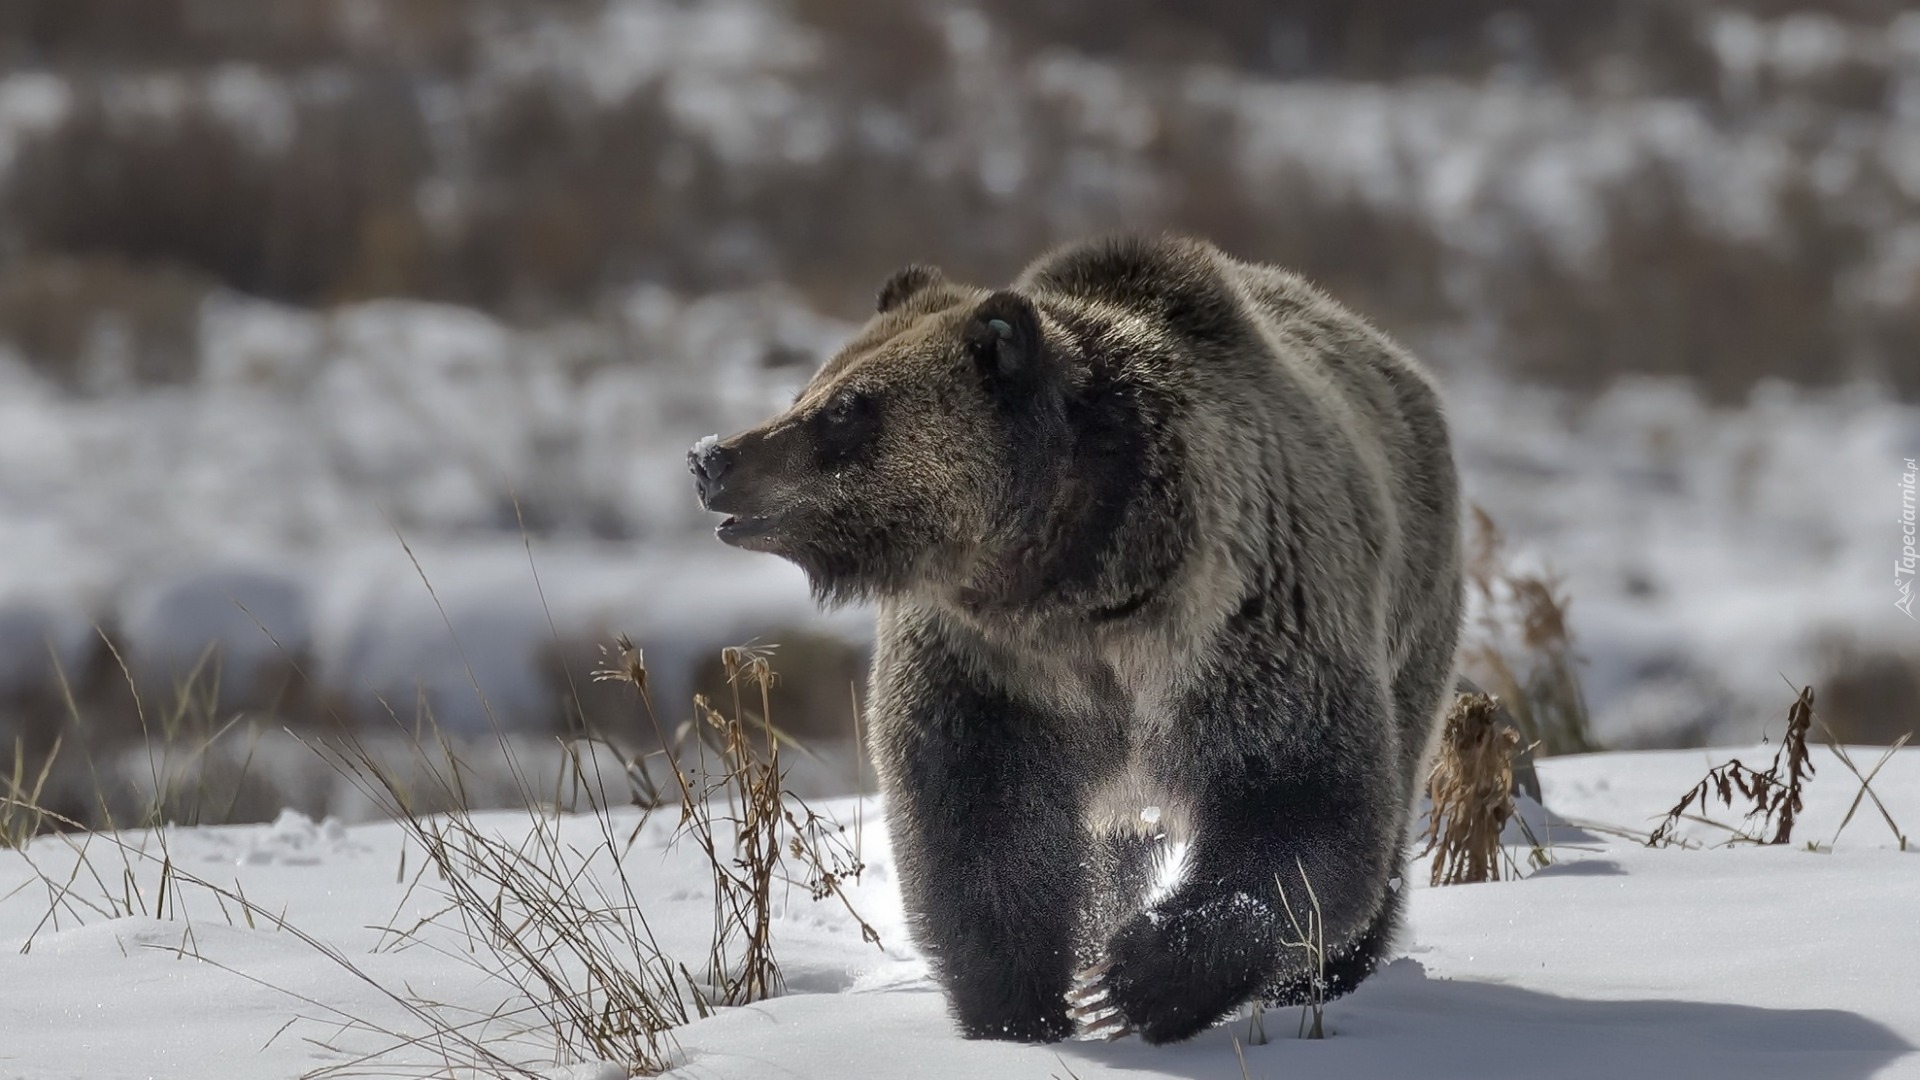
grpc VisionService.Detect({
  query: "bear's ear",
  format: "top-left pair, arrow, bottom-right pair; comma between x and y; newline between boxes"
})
964,290 -> 1050,389
876,264 -> 945,314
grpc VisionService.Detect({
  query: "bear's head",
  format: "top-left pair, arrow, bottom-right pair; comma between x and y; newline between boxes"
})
689,265 -> 1074,605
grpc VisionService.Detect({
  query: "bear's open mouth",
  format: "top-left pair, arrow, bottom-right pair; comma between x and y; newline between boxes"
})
715,514 -> 781,546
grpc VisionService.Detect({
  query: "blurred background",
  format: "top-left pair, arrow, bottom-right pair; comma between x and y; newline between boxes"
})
0,0 -> 1915,825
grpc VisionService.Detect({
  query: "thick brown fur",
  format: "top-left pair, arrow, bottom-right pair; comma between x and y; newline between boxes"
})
691,234 -> 1462,1044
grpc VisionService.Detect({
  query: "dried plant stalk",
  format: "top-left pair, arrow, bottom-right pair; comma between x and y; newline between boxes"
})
1274,857 -> 1328,1039
600,640 -> 878,1005
1425,692 -> 1520,886
1462,506 -> 1600,757
1647,685 -> 1816,848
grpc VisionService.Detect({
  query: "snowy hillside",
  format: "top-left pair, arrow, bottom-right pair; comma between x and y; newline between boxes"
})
3,0 -> 1920,761
0,291 -> 1913,751
2,745 -> 1915,1080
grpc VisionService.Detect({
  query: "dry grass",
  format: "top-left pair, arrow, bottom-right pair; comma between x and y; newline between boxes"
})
1647,685 -> 1817,848
599,638 -> 878,1000
1462,507 -> 1600,757
1236,858 -> 1331,1048
1,627 -> 876,1076
1424,692 -> 1526,886
1273,857 -> 1329,1040
305,730 -> 687,1072
28,634 -> 287,834
0,603 -> 349,840
1,495 -> 881,1073
281,630 -> 878,1074
2,798 -> 586,1078
0,735 -> 61,849
1820,730 -> 1911,852
2,617 -> 869,837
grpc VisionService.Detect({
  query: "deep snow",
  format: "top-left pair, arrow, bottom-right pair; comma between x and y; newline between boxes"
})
1,745 -> 1915,1080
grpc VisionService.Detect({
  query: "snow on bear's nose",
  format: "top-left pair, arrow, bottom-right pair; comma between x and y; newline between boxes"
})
688,435 -> 735,510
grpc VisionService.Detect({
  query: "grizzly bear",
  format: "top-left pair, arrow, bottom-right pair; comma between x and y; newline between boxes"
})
690,234 -> 1462,1044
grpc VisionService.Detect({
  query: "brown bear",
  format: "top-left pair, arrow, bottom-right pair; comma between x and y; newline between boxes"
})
690,233 -> 1462,1044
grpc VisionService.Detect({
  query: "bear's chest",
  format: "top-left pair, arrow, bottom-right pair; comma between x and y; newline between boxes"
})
1078,656 -> 1196,841
1083,735 -> 1190,841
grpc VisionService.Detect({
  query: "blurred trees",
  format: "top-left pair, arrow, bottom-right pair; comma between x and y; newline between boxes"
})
0,0 -> 1913,398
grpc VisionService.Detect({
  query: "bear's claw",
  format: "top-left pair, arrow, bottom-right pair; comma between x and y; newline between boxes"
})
1068,961 -> 1132,1040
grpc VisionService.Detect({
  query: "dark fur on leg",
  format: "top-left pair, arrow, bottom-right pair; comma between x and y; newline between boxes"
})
1264,861 -> 1406,1006
1093,656 -> 1400,1044
1081,830 -> 1164,959
877,624 -> 1124,1043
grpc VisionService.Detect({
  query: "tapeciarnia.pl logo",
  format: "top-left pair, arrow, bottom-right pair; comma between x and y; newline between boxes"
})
1900,458 -> 1918,619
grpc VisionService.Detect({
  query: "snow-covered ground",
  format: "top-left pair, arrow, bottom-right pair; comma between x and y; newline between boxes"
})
2,745 -> 1915,1080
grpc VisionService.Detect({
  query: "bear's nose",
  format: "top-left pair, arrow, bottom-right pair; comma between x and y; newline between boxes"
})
688,440 -> 736,509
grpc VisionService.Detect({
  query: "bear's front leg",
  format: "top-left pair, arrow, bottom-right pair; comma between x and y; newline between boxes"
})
876,649 -> 1111,1043
1083,655 -> 1401,1044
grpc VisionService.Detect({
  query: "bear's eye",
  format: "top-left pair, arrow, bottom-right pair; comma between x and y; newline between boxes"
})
826,389 -> 865,425
813,388 -> 881,468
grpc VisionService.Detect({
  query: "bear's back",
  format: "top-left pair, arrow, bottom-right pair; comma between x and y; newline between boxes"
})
1025,234 -> 1461,771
